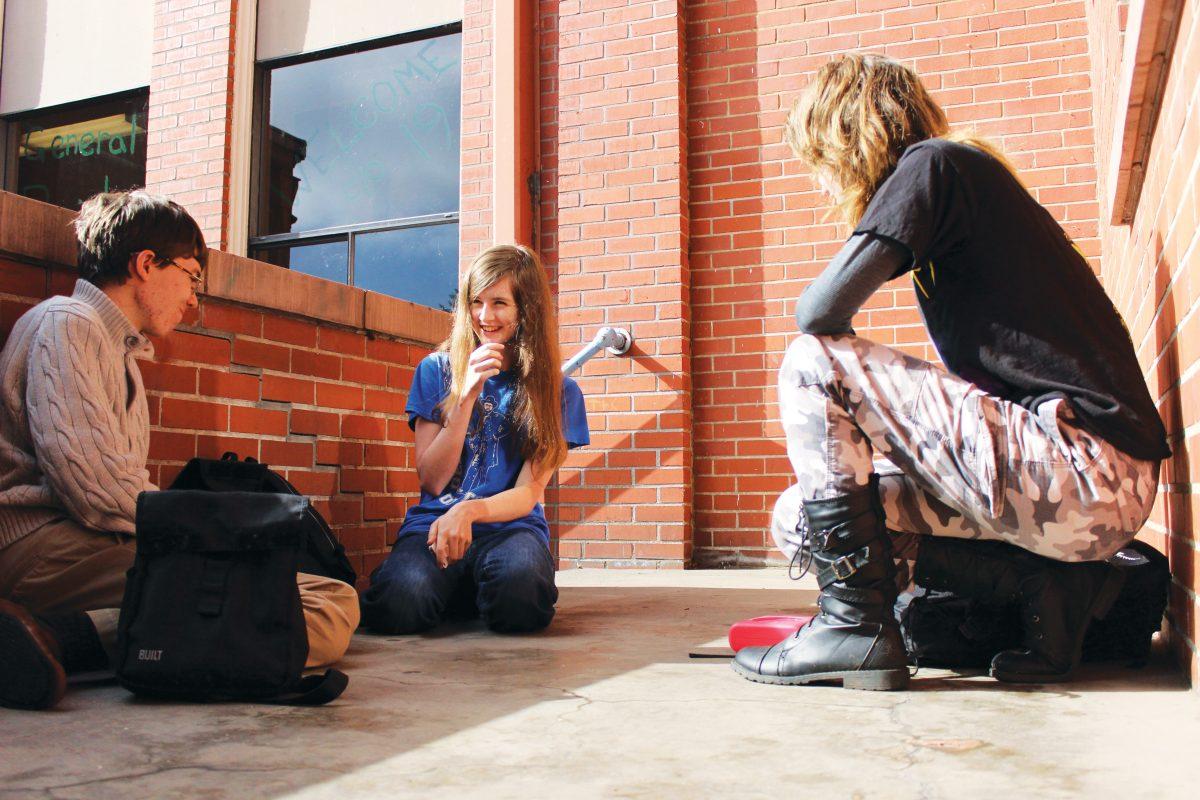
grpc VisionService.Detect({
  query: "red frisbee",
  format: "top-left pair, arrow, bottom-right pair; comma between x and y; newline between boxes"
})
728,615 -> 814,652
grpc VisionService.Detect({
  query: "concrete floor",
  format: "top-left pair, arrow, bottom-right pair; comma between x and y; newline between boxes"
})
1,569 -> 1197,799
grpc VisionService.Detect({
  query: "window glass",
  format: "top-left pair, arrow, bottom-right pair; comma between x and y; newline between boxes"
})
12,94 -> 148,210
257,240 -> 349,284
265,34 -> 462,234
354,223 -> 459,310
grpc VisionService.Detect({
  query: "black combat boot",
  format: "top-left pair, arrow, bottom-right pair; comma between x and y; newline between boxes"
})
732,477 -> 909,690
914,537 -> 1125,683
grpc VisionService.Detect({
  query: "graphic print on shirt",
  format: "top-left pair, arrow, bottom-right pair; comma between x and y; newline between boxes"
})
439,390 -> 510,506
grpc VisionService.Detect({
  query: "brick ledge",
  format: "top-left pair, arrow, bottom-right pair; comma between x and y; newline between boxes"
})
0,190 -> 450,346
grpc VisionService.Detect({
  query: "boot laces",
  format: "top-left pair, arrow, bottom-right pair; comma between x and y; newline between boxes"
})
788,504 -> 814,581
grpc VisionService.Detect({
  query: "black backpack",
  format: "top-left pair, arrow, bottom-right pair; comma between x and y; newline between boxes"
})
900,540 -> 1170,669
117,490 -> 348,704
169,453 -> 357,587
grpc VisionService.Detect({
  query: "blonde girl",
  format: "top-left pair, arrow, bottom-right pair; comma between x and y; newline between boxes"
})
734,55 -> 1167,689
362,245 -> 589,634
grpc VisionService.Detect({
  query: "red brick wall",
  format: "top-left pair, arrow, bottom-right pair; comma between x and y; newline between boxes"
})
145,0 -> 238,247
147,301 -> 426,587
1087,0 -> 1200,682
686,0 -> 1101,566
0,202 -> 445,588
540,0 -> 693,567
124,0 -> 1106,572
6,1 -> 1196,686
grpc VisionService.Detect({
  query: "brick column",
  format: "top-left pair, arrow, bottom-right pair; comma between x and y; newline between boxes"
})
544,0 -> 692,567
145,0 -> 239,248
461,0 -> 497,268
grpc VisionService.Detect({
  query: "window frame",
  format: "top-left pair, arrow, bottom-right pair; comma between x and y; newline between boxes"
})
248,23 -> 463,297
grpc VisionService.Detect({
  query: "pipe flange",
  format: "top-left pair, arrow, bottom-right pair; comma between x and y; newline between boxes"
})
603,327 -> 633,355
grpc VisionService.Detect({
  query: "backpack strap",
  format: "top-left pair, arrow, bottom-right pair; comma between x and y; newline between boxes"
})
267,669 -> 349,706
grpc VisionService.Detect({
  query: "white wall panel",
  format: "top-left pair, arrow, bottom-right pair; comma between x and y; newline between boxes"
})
1,0 -> 152,114
257,0 -> 462,62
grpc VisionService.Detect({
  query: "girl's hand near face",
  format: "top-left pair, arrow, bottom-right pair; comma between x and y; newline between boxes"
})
464,342 -> 505,397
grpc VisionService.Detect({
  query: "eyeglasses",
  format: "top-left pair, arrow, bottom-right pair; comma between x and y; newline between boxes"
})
163,259 -> 204,292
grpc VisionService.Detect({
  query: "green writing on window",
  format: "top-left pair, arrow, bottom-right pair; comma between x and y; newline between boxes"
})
14,94 -> 149,211
21,114 -> 141,161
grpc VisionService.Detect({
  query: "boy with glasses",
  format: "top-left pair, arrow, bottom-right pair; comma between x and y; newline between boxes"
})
0,190 -> 359,709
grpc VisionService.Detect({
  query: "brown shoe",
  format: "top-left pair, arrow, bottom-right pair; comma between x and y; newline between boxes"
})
0,599 -> 67,710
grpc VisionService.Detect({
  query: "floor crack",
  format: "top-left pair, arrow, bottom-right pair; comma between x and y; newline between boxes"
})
530,684 -> 594,724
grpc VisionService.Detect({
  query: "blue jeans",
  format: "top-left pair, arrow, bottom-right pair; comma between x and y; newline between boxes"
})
361,528 -> 558,634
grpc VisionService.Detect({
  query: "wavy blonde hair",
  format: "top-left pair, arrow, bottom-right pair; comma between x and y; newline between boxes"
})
784,53 -> 1020,225
439,244 -> 566,470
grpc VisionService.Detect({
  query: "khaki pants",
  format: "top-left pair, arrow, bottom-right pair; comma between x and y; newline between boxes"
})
0,516 -> 360,668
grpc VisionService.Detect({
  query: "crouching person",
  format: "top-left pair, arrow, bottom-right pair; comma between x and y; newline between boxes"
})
733,55 -> 1168,690
361,244 -> 589,635
0,191 -> 359,710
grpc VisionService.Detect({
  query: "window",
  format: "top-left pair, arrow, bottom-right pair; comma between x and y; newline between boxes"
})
251,28 -> 462,310
5,92 -> 149,210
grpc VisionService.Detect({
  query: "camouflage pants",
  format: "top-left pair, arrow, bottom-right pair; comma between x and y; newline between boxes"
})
773,334 -> 1160,564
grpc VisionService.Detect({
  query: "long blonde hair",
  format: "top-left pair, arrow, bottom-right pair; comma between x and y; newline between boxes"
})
784,53 -> 1020,225
439,244 -> 566,469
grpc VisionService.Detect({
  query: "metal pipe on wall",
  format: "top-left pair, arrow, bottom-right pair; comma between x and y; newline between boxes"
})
561,327 -> 634,377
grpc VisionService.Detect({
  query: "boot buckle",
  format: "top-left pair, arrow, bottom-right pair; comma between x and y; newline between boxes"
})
831,546 -> 870,580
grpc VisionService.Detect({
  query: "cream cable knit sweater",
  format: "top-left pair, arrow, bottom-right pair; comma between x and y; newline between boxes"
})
0,280 -> 157,547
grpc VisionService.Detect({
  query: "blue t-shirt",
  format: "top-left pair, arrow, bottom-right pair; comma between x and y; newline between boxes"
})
399,352 -> 590,544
